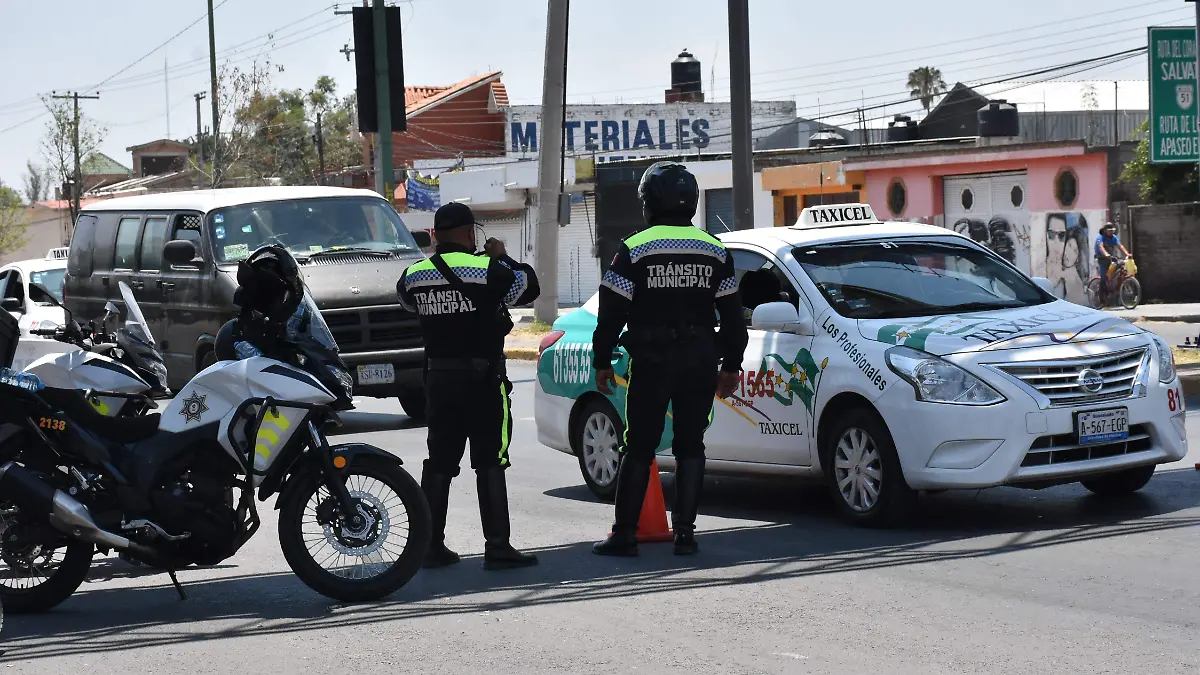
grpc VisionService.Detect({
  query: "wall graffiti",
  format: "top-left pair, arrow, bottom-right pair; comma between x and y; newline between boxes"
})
1025,210 -> 1104,305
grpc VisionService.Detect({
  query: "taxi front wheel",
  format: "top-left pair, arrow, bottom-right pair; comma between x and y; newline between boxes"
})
1080,464 -> 1155,496
821,407 -> 916,528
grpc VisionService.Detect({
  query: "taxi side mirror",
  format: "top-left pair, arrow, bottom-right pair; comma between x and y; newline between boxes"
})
1031,277 -> 1056,296
751,301 -> 813,335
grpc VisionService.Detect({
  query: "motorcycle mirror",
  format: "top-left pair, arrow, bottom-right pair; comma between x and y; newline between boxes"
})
29,282 -> 72,322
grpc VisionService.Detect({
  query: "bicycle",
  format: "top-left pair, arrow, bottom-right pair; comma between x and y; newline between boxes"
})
1086,256 -> 1141,310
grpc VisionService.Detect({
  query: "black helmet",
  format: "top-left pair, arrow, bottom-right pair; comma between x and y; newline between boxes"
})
638,161 -> 699,223
236,245 -> 305,321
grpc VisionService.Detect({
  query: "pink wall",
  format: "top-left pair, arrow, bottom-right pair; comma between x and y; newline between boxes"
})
861,152 -> 1109,222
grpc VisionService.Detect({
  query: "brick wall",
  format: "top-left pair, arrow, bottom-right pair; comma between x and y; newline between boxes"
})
1129,202 -> 1200,302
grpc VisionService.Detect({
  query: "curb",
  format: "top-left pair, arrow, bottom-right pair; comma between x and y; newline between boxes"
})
1125,315 -> 1200,324
505,347 -> 539,361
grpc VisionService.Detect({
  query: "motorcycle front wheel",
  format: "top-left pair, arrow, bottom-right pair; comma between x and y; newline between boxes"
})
278,456 -> 430,602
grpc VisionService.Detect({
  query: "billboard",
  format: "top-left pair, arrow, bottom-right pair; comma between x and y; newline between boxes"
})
506,101 -> 797,164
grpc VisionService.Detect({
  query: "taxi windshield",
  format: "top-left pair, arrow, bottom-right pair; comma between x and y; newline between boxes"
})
793,238 -> 1052,320
208,197 -> 420,263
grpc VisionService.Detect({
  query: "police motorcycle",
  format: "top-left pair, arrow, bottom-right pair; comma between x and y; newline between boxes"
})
0,244 -> 430,613
24,280 -> 169,418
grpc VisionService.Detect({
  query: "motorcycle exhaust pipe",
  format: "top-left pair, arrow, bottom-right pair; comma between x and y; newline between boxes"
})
0,461 -> 159,561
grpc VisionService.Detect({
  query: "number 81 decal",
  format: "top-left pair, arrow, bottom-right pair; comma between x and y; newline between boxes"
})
38,417 -> 67,431
1168,387 -> 1183,412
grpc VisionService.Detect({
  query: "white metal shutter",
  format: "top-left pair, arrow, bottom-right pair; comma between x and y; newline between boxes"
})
479,218 -> 525,262
942,172 -> 1029,274
557,194 -> 600,305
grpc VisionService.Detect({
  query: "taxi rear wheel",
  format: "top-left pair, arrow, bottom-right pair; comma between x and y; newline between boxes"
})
575,399 -> 622,501
822,407 -> 916,527
1080,464 -> 1155,496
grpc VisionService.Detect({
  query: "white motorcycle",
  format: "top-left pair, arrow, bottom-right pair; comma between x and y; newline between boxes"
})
0,252 -> 431,613
24,281 -> 168,418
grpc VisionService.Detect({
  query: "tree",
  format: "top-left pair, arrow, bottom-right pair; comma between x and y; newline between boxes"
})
21,160 -> 47,203
907,66 -> 948,112
0,181 -> 30,256
40,96 -> 106,223
1118,120 -> 1198,203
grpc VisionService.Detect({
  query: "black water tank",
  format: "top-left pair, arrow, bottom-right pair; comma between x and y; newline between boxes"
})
809,129 -> 847,148
671,49 -> 703,94
887,115 -> 918,142
978,99 -> 1019,137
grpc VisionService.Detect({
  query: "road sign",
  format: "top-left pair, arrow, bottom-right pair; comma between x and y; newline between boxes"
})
1149,26 -> 1199,164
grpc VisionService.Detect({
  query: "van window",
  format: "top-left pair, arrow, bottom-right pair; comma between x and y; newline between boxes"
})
138,216 -> 169,271
68,214 -> 98,277
113,216 -> 142,270
168,213 -> 205,266
93,214 -> 118,272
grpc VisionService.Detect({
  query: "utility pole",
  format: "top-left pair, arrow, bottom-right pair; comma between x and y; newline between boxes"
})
194,91 -> 207,188
372,0 -> 394,200
207,0 -> 220,189
51,91 -> 99,226
727,0 -> 754,230
314,112 -> 326,186
534,0 -> 569,325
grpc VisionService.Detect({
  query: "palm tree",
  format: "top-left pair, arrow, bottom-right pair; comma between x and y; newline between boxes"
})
907,66 -> 948,112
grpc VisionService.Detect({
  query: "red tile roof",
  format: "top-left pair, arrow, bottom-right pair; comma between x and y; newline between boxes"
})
405,85 -> 451,107
405,72 -> 504,117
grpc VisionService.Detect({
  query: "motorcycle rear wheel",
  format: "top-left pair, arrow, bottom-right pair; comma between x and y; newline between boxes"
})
0,503 -> 94,614
278,456 -> 430,602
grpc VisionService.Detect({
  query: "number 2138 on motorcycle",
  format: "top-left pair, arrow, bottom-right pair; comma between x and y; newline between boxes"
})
38,417 -> 66,431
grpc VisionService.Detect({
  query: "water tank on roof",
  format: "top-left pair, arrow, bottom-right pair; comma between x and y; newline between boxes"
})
886,115 -> 919,142
671,50 -> 703,94
978,99 -> 1019,137
809,129 -> 847,148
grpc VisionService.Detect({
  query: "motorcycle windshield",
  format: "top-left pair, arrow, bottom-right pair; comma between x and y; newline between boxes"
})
118,281 -> 156,345
287,291 -> 338,353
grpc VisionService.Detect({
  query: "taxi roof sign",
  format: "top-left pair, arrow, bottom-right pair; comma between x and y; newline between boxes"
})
794,203 -> 880,229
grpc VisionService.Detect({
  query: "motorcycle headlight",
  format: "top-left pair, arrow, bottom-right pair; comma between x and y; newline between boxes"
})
885,346 -> 1005,406
36,320 -> 60,331
1153,337 -> 1176,383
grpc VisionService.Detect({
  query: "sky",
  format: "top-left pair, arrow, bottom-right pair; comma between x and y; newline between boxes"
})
0,0 -> 1189,195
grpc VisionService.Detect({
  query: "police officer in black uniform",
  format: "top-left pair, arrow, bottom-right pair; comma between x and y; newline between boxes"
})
397,202 -> 540,570
591,162 -> 748,557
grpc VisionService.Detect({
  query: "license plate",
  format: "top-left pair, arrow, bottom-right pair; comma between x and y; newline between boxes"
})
1076,407 -> 1129,445
356,363 -> 395,386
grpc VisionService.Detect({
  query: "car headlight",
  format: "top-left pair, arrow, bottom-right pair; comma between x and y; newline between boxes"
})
885,346 -> 1005,405
1153,337 -> 1176,383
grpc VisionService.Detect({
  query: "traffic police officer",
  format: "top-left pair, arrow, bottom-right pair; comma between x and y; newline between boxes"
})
397,202 -> 540,570
591,161 -> 748,557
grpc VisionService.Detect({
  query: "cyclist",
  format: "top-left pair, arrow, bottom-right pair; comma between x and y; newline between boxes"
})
1094,222 -> 1131,296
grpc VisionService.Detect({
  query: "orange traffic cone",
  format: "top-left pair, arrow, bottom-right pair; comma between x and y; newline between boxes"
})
634,458 -> 674,543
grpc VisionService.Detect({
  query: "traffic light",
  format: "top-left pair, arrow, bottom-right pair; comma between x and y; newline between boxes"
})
352,6 -> 407,133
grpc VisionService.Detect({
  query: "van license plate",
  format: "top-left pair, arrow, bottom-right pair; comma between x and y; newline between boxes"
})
357,364 -> 395,386
1076,408 -> 1128,445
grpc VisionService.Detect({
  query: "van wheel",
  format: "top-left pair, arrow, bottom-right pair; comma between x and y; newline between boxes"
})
398,388 -> 427,423
821,406 -> 916,527
198,348 -> 217,371
1081,465 -> 1155,496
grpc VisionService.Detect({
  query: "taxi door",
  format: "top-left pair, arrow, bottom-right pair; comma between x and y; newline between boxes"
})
704,246 -> 816,467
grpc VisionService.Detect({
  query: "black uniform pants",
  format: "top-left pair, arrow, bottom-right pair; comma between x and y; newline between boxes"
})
425,365 -> 513,477
622,336 -> 719,463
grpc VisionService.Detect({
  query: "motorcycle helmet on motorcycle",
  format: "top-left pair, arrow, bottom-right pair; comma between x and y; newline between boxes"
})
637,161 -> 699,224
235,245 -> 305,321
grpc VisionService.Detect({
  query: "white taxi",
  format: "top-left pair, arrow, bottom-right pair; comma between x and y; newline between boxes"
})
1,248 -> 76,370
533,204 -> 1187,526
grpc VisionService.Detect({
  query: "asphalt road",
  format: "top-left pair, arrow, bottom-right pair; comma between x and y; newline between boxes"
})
2,361 -> 1200,674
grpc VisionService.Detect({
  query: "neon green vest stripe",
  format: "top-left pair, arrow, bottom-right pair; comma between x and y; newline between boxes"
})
624,225 -> 723,248
406,251 -> 490,275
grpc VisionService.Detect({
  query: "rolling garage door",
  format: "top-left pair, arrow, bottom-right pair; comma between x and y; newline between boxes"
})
942,171 -> 1030,275
558,193 -> 600,305
704,188 -> 734,235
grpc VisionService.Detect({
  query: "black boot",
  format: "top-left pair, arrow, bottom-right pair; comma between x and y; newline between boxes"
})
672,458 -> 705,555
592,455 -> 652,557
477,466 -> 538,570
421,464 -> 460,568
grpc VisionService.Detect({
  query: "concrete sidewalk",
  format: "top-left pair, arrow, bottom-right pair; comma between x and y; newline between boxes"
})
1109,304 -> 1200,323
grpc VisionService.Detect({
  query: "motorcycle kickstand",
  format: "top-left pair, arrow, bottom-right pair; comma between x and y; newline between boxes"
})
167,568 -> 187,601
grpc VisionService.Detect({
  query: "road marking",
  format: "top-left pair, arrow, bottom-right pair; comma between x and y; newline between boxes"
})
773,653 -> 808,660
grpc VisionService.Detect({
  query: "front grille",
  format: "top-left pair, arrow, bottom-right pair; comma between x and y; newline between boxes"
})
994,348 -> 1146,408
321,304 -> 422,352
304,253 -> 396,266
1021,424 -> 1153,467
